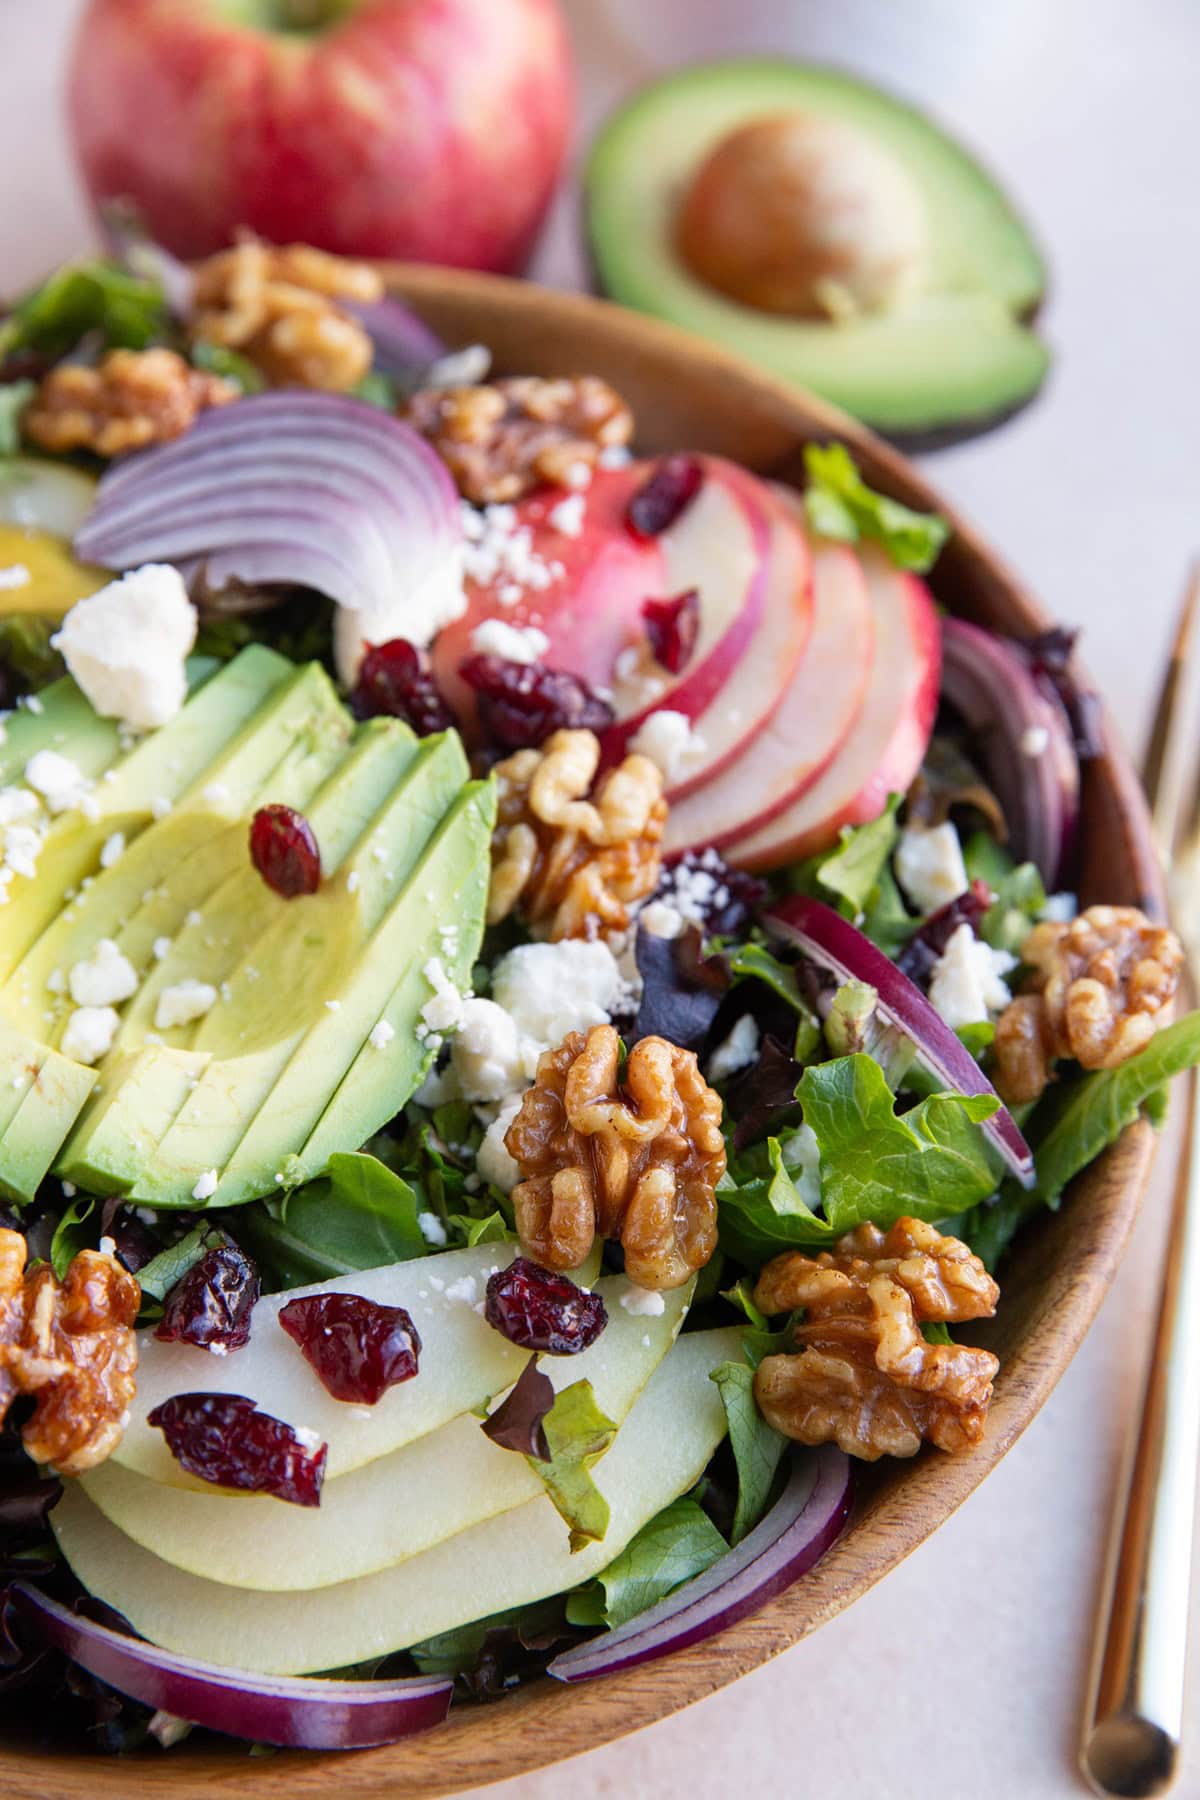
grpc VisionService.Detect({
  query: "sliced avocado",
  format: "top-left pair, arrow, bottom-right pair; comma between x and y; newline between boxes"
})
0,1025 -> 97,1203
586,59 -> 1048,439
0,673 -> 122,790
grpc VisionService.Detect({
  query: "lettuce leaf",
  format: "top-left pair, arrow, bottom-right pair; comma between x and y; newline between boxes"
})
803,442 -> 949,573
0,380 -> 34,455
710,1360 -> 789,1543
235,1151 -> 426,1286
135,1224 -> 226,1301
717,1133 -> 834,1264
0,260 -> 167,360
50,1197 -> 95,1278
566,1496 -> 728,1629
788,796 -> 902,920
529,1379 -> 618,1552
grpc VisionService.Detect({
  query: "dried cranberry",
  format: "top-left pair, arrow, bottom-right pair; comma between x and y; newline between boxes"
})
459,654 -> 615,752
896,879 -> 995,988
154,1244 -> 260,1352
642,589 -> 700,675
277,1292 -> 421,1404
249,803 -> 321,899
146,1393 -> 326,1507
485,1257 -> 608,1355
625,454 -> 704,539
352,638 -> 456,737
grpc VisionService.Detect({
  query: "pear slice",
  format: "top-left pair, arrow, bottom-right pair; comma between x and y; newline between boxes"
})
81,1271 -> 693,1590
54,1327 -> 742,1675
111,1240 -> 606,1489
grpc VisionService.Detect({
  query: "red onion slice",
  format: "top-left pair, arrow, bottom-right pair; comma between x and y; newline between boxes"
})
766,895 -> 1034,1185
549,1447 -> 851,1683
940,617 -> 1079,888
343,296 -> 446,375
7,1582 -> 452,1749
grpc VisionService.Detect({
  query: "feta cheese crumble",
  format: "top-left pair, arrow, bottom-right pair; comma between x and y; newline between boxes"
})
154,979 -> 218,1031
450,997 -> 525,1102
491,939 -> 631,1073
928,923 -> 1017,1030
895,823 -> 969,915
62,1005 -> 120,1065
369,1019 -> 396,1051
418,1212 -> 448,1247
421,957 -> 467,1035
620,1286 -> 666,1317
25,749 -> 89,815
444,1275 -> 479,1306
638,898 -> 685,940
0,564 -> 31,591
547,492 -> 587,537
470,619 -> 550,664
99,832 -> 126,869
69,939 -> 138,1008
707,1013 -> 761,1082
192,1169 -> 219,1202
476,1094 -> 524,1193
52,564 -> 198,731
629,710 -> 706,785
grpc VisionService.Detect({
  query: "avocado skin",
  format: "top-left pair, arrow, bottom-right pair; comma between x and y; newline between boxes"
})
585,58 -> 1050,443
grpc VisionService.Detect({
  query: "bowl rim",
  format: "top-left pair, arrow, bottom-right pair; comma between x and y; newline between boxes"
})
1,264 -> 1163,1799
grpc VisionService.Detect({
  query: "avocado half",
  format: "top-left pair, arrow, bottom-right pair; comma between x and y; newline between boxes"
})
585,59 -> 1049,444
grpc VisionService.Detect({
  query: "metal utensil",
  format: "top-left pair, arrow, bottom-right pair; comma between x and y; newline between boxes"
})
1081,565 -> 1200,1797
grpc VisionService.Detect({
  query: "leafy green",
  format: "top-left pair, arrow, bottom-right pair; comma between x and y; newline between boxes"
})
825,979 -> 877,1057
726,942 -> 821,1061
859,861 -> 917,957
0,260 -> 168,360
408,1597 -> 566,1676
803,443 -> 949,573
788,796 -> 902,921
921,1320 -> 955,1345
0,616 -> 64,691
446,1209 -> 516,1248
717,1131 -> 834,1263
529,1379 -> 618,1553
946,1188 -> 1030,1270
236,1152 -> 426,1287
1032,1011 -> 1200,1203
189,340 -> 266,393
135,1224 -> 224,1301
50,1198 -> 94,1278
710,1360 -> 788,1543
0,379 -> 35,454
566,1496 -> 728,1629
351,370 -> 400,410
799,1053 -> 1000,1232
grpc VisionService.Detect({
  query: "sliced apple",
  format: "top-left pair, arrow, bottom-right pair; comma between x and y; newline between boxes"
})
53,1327 -> 742,1675
81,1272 -> 693,1591
726,543 -> 940,869
112,1240 -> 602,1489
666,526 -> 873,856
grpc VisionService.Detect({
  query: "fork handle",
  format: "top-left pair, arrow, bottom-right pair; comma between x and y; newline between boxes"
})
1082,1070 -> 1200,1796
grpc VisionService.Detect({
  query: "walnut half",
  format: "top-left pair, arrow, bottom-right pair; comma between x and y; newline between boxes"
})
23,348 -> 237,458
752,1219 -> 1000,1461
993,904 -> 1183,1104
405,375 -> 634,504
507,1023 -> 725,1290
0,1228 -> 139,1476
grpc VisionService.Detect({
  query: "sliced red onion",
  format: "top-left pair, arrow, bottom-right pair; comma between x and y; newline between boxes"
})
765,895 -> 1035,1185
75,393 -> 461,628
7,1582 -> 452,1749
549,1447 -> 851,1683
344,296 -> 446,376
940,617 -> 1079,888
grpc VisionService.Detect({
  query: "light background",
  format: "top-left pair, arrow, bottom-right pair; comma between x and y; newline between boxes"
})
1,1 -> 1198,1794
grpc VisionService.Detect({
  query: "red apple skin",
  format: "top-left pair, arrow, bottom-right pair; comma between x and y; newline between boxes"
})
67,0 -> 574,270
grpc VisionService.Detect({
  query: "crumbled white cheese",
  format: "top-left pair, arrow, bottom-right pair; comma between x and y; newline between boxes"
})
46,967 -> 65,994
450,997 -> 525,1102
191,1169 -> 219,1202
894,823 -> 968,915
620,1286 -> 666,1317
292,1426 -> 323,1453
638,898 -> 685,940
460,501 -> 564,598
547,492 -> 587,537
24,749 -> 89,815
1040,892 -> 1078,922
69,938 -> 139,1008
424,342 -> 492,387
98,1234 -> 117,1258
491,939 -> 631,1071
418,1211 -> 448,1246
324,999 -> 341,1013
1020,725 -> 1050,757
154,979 -> 218,1031
928,923 -> 1017,1030
476,1094 -> 524,1193
152,936 -> 173,962
629,709 -> 706,784
151,794 -> 173,820
1,824 -> 42,880
470,618 -> 551,663
612,640 -> 670,714
707,1013 -> 761,1083
347,869 -> 361,894
444,1274 -> 479,1306
0,786 -> 40,830
598,445 -> 632,470
99,831 -> 126,869
62,1005 -> 120,1065
333,541 -> 467,685
201,782 -> 230,807
369,1019 -> 396,1051
52,564 -> 197,731
0,564 -> 31,591
421,956 -> 467,1035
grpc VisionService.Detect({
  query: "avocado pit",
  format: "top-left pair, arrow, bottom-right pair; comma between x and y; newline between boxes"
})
676,112 -> 928,322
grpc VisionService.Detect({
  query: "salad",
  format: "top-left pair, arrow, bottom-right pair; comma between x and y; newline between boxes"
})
0,236 -> 1195,1759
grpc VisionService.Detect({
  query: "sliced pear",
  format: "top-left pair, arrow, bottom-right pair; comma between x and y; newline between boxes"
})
111,1241 -> 606,1489
81,1271 -> 693,1590
54,1327 -> 742,1674
0,456 -> 98,538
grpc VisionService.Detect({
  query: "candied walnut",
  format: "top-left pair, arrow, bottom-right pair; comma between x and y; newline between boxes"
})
489,728 -> 666,939
993,904 -> 1183,1104
22,348 -> 236,458
0,1227 -> 139,1476
507,1023 -> 724,1289
190,238 -> 381,392
752,1219 -> 1000,1461
405,374 -> 633,503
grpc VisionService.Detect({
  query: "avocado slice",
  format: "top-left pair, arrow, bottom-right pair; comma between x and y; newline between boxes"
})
0,1026 -> 98,1203
585,59 -> 1048,439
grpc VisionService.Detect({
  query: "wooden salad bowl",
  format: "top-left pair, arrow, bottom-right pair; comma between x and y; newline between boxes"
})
9,267 -> 1163,1799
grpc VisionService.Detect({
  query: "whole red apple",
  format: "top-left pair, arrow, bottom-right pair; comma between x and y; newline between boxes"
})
67,0 -> 574,271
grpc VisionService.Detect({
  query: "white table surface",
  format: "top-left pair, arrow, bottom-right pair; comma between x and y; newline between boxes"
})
2,2 -> 1199,1794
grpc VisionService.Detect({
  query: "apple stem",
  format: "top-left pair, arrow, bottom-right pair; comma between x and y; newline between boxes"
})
276,0 -> 353,29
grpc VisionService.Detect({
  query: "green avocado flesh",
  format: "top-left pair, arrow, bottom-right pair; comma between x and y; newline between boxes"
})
586,59 -> 1049,436
0,646 -> 495,1205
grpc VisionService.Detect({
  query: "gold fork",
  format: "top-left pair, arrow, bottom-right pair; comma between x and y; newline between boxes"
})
1081,563 -> 1200,1796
